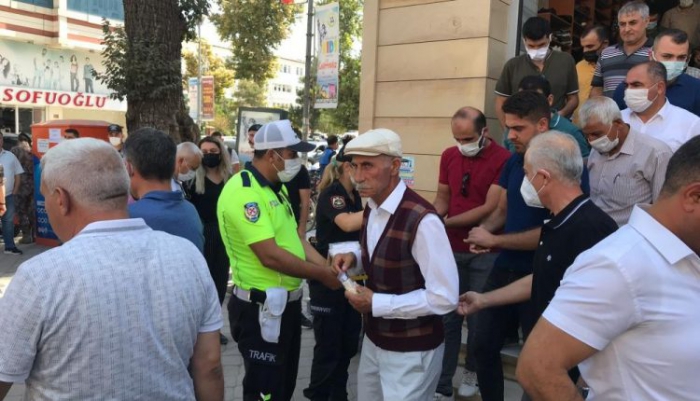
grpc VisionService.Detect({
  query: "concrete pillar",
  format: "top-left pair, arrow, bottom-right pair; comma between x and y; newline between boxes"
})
359,0 -> 514,199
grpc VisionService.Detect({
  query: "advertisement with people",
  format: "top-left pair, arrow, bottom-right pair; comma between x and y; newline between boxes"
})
315,2 -> 339,109
0,41 -> 124,111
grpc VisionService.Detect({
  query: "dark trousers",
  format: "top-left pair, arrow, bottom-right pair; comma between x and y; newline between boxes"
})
15,194 -> 35,239
203,223 -> 229,304
1,195 -> 16,249
473,268 -> 535,401
228,295 -> 302,401
303,280 -> 362,401
84,78 -> 93,93
437,252 -> 496,396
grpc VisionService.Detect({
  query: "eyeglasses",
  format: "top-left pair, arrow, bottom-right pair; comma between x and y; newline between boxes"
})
461,173 -> 470,197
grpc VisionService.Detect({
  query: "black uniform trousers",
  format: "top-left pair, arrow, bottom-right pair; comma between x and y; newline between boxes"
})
203,222 -> 229,304
228,294 -> 302,401
303,280 -> 362,401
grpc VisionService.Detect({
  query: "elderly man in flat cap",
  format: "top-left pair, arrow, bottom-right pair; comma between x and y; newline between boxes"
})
333,129 -> 459,400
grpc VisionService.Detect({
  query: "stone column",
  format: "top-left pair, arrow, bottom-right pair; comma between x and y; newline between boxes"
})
359,0 -> 513,199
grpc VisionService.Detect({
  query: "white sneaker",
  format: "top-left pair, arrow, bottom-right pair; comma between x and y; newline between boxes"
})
457,369 -> 479,397
433,393 -> 454,401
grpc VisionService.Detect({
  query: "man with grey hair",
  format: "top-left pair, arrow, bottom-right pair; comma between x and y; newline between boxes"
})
590,1 -> 652,98
175,141 -> 203,184
581,96 -> 672,226
458,131 -> 617,398
620,61 -> 700,151
0,138 -> 224,400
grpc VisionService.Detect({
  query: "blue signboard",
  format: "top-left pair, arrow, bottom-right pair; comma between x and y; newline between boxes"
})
34,159 -> 58,241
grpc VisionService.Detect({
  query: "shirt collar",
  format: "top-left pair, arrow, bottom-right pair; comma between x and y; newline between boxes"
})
368,180 -> 407,215
141,190 -> 185,201
77,218 -> 151,238
628,205 -> 698,265
545,195 -> 589,229
615,127 -> 637,157
247,164 -> 283,193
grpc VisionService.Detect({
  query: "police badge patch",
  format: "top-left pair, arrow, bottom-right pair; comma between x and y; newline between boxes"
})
331,196 -> 346,210
244,202 -> 260,222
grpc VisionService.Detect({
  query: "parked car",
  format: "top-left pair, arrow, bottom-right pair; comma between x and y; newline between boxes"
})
306,141 -> 327,165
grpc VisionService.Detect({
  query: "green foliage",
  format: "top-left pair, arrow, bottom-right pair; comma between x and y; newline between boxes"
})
183,40 -> 236,101
99,21 -> 182,102
212,0 -> 299,82
232,79 -> 268,110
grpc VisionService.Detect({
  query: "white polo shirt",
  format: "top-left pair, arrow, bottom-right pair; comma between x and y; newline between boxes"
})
0,149 -> 24,194
543,205 -> 700,400
621,100 -> 700,152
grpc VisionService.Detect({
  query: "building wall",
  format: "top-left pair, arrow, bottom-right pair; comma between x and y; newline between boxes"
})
359,0 -> 515,200
267,57 -> 305,109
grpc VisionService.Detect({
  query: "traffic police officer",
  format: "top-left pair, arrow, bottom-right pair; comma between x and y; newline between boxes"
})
217,120 -> 339,401
304,148 -> 364,401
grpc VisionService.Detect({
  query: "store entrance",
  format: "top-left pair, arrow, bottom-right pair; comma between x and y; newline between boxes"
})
0,107 -> 45,136
538,0 -> 684,62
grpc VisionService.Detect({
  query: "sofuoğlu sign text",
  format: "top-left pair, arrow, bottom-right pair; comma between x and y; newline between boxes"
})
0,87 -> 122,109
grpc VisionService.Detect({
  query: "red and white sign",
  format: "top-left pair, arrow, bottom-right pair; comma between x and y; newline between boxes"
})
0,87 -> 126,111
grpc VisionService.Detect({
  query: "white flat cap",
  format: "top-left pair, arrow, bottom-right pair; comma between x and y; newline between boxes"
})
343,128 -> 402,157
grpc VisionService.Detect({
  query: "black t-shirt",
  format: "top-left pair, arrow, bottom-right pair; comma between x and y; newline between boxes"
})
284,165 -> 311,224
531,195 -> 618,320
187,176 -> 225,225
315,180 -> 363,258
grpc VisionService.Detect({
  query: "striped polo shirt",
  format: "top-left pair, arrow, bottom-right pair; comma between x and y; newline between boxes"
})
591,39 -> 652,97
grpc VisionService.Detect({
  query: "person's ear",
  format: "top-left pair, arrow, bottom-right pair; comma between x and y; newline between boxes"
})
125,161 -> 135,177
547,95 -> 554,107
681,183 -> 700,213
537,117 -> 549,133
390,157 -> 402,176
55,187 -> 71,216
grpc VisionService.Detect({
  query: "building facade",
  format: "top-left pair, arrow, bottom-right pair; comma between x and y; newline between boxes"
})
267,57 -> 305,109
0,0 -> 127,135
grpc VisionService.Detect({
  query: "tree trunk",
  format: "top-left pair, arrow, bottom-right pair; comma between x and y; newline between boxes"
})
123,0 -> 197,143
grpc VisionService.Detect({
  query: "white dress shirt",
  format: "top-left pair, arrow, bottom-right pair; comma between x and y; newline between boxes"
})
621,99 -> 700,151
543,206 -> 700,400
354,181 -> 459,319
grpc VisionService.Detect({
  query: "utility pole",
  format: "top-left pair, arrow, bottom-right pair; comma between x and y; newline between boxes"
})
302,0 -> 314,141
197,21 -> 203,127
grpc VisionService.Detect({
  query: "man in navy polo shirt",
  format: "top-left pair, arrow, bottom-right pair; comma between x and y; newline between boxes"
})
125,128 -> 204,252
613,29 -> 700,117
466,91 -> 589,401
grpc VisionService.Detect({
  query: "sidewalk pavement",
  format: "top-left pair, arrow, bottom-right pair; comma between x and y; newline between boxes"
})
1,242 -> 523,401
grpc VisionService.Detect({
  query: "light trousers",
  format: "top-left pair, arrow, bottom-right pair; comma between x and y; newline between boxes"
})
357,336 -> 444,401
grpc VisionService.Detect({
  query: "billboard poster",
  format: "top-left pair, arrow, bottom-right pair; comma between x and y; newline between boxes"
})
400,156 -> 415,188
314,2 -> 339,109
188,77 -> 199,120
201,76 -> 215,121
0,40 -> 125,111
235,107 -> 288,166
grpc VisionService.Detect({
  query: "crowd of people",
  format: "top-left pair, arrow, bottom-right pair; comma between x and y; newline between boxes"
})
1,1 -> 700,401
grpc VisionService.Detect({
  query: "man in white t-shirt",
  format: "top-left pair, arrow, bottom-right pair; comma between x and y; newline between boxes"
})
517,136 -> 700,400
0,138 -> 224,400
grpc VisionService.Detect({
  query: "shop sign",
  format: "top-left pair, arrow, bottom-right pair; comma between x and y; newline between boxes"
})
0,87 -> 126,111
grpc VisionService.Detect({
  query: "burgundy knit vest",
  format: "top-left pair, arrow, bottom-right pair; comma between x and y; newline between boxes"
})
361,187 -> 444,352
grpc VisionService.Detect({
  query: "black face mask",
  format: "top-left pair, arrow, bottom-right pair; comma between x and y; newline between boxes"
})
582,49 -> 600,63
202,153 -> 221,168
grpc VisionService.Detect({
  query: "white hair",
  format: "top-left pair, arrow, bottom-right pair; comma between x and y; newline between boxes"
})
177,141 -> 203,160
41,138 -> 130,210
618,1 -> 649,20
525,131 -> 583,185
578,97 -> 622,127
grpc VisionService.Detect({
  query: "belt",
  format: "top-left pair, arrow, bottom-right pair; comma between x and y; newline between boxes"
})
233,286 -> 303,304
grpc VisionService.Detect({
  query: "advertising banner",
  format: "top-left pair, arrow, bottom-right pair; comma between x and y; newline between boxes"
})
201,76 -> 215,121
0,40 -> 125,111
314,2 -> 339,109
188,77 -> 199,120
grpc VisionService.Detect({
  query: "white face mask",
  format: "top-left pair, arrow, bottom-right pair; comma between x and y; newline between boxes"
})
178,170 -> 195,182
589,124 -> 619,154
680,0 -> 694,8
526,41 -> 550,61
458,133 -> 485,157
109,136 -> 122,147
624,85 -> 658,113
652,52 -> 687,81
274,152 -> 302,183
520,172 -> 545,208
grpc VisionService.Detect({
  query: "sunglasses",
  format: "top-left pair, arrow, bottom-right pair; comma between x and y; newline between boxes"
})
461,173 -> 470,197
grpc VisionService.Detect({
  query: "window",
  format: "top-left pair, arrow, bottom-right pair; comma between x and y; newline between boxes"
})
14,0 -> 53,7
67,0 -> 124,21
